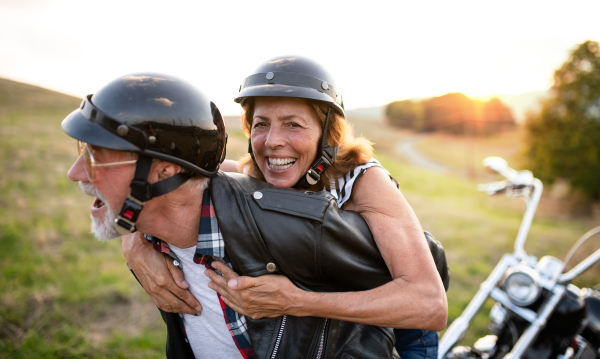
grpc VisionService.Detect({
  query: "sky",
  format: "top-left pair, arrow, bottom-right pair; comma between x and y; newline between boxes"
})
1,0 -> 599,115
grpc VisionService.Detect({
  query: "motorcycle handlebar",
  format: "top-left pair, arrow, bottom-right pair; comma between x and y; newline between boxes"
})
478,181 -> 508,195
480,158 -> 543,260
559,226 -> 600,283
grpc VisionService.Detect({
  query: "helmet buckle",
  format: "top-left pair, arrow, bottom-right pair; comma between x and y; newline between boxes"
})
114,195 -> 146,235
306,169 -> 320,185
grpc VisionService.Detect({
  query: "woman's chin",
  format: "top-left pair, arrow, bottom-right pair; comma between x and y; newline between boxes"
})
262,164 -> 301,188
264,174 -> 298,189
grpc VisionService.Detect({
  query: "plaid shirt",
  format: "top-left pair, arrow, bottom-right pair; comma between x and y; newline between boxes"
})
146,188 -> 254,359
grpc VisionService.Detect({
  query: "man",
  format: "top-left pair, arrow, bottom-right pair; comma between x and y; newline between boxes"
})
63,72 -> 403,358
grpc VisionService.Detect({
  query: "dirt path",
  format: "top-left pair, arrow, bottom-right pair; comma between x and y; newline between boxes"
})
395,134 -> 449,173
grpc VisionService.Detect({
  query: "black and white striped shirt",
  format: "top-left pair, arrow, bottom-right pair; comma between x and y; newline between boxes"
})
328,158 -> 398,208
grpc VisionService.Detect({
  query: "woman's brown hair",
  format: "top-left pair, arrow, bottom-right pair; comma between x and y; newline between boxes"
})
237,97 -> 374,190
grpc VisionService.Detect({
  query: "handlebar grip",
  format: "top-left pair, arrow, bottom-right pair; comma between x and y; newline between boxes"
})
478,181 -> 508,194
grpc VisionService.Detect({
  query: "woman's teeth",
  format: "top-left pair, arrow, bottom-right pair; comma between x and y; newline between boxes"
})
268,157 -> 296,170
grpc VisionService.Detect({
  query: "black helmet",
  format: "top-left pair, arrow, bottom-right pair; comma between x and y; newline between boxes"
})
235,55 -> 344,116
62,72 -> 227,234
62,72 -> 227,178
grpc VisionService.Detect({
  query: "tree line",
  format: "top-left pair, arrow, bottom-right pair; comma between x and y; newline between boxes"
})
385,93 -> 516,135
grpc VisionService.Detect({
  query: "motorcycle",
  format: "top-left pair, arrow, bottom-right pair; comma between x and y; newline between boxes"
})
439,156 -> 600,359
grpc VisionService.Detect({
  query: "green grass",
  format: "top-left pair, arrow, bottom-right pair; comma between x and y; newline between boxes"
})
1,77 -> 598,356
0,78 -> 166,358
372,131 -> 598,345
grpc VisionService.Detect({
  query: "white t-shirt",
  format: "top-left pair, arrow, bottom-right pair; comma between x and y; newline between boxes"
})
169,245 -> 243,359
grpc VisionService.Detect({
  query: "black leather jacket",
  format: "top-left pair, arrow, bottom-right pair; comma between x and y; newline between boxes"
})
160,172 -> 449,358
210,172 -> 398,359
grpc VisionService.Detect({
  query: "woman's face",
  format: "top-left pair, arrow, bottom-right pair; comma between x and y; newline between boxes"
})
251,97 -> 322,188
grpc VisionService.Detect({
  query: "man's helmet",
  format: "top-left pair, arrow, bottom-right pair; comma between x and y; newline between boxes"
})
63,73 -> 227,177
235,55 -> 344,116
234,55 -> 342,189
62,73 -> 227,234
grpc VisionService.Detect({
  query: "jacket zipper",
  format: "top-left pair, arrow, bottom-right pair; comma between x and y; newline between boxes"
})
315,318 -> 328,359
270,316 -> 328,358
270,314 -> 287,359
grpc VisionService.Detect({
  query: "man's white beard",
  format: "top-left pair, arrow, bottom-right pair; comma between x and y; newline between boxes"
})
79,182 -> 121,241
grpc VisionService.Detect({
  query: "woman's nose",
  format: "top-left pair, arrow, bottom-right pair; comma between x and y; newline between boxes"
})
68,154 -> 89,182
264,127 -> 285,149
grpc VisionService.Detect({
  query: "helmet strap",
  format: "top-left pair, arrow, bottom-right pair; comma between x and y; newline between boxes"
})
294,107 -> 338,189
248,139 -> 257,167
114,155 -> 193,235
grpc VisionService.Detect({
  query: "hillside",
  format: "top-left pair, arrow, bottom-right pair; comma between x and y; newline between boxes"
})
0,78 -> 167,357
0,78 -> 597,355
0,78 -> 80,110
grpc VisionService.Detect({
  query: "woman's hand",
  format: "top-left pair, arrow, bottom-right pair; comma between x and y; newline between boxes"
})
206,261 -> 305,319
121,232 -> 202,315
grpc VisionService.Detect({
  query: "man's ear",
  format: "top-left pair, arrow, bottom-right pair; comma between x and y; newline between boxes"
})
148,161 -> 183,183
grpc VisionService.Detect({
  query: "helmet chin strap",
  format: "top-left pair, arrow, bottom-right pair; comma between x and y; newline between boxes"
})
114,155 -> 193,235
294,107 -> 337,189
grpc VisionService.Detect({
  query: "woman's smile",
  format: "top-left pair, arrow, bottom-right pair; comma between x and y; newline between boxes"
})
267,157 -> 297,171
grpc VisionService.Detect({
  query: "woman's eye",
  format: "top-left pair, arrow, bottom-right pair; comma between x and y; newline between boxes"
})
253,122 -> 268,128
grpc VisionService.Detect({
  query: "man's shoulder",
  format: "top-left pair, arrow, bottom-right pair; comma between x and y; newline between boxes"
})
212,171 -> 334,200
210,171 -> 337,225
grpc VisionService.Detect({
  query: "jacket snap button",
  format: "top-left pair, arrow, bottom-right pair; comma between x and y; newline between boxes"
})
266,262 -> 277,272
253,191 -> 263,200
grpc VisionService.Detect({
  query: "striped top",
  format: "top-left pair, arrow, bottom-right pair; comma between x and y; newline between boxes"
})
329,158 -> 398,207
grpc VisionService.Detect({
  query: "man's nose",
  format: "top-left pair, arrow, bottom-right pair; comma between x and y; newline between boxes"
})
264,127 -> 285,149
67,155 -> 89,182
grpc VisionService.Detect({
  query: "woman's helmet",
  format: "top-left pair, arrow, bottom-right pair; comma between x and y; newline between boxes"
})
235,55 -> 344,115
62,72 -> 227,234
235,56 -> 342,188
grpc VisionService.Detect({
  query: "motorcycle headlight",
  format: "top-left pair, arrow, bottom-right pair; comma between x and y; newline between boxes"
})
503,266 -> 541,306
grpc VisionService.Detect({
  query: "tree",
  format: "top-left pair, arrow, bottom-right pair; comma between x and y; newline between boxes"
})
480,97 -> 517,134
422,93 -> 476,134
524,40 -> 600,199
385,100 -> 422,130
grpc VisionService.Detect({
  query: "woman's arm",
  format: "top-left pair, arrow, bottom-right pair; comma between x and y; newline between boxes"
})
121,232 -> 202,315
332,166 -> 447,330
207,166 -> 447,330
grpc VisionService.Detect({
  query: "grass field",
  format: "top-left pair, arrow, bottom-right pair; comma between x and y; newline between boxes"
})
1,78 -> 598,357
362,123 -> 599,343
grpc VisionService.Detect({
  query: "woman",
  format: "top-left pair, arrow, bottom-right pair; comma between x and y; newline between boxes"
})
123,55 -> 447,358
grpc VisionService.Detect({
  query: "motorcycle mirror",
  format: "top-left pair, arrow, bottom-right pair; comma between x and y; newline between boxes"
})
483,156 -> 508,175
